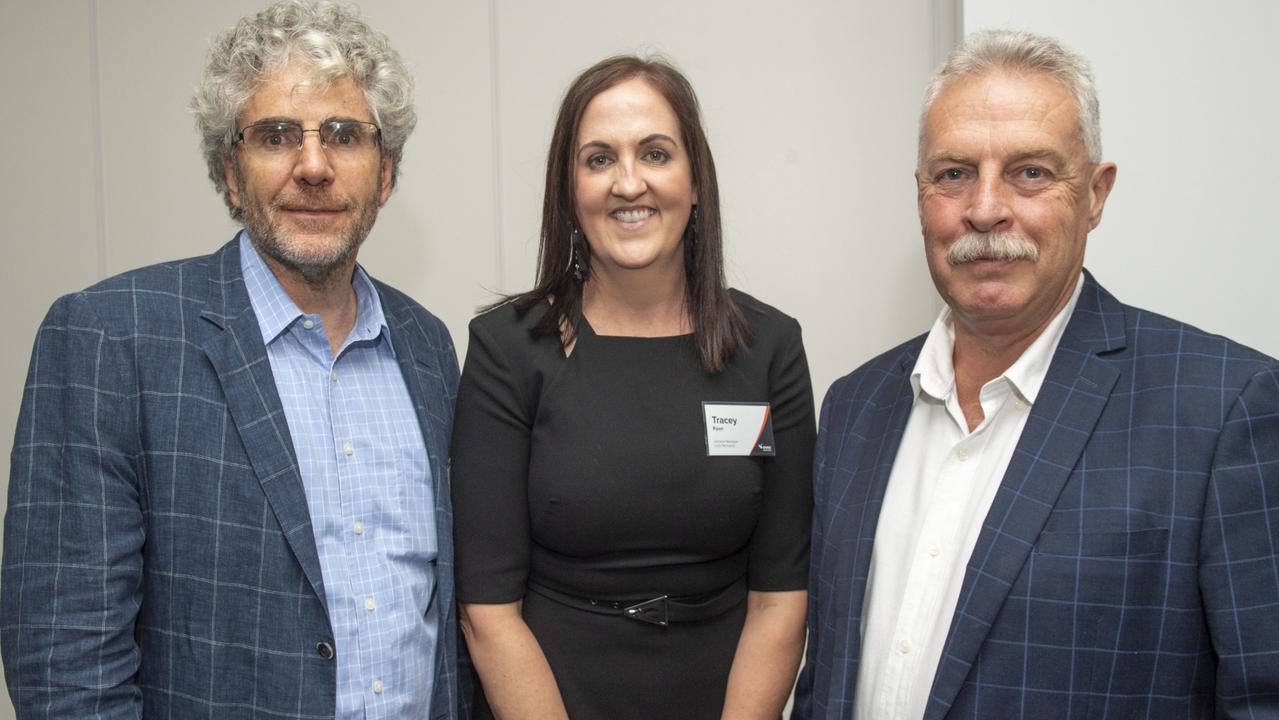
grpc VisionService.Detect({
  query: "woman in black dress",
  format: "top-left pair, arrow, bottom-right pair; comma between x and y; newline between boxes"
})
452,55 -> 814,719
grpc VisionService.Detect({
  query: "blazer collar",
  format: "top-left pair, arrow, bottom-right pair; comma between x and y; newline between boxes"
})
199,237 -> 252,331
1063,268 -> 1128,355
925,269 -> 1126,718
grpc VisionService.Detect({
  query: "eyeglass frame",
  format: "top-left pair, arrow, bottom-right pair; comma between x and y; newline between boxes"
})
228,119 -> 383,157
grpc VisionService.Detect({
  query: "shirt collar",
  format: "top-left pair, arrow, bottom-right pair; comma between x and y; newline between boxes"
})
912,273 -> 1085,405
238,231 -> 391,350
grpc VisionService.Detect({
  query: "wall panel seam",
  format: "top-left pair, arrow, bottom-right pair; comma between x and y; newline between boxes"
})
89,0 -> 110,279
488,0 -> 505,293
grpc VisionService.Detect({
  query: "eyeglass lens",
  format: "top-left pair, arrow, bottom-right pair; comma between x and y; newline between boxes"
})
238,121 -> 379,154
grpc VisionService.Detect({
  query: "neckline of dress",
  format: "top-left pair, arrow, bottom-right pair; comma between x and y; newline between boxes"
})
578,314 -> 693,341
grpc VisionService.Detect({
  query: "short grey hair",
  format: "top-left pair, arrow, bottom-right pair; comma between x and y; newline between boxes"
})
191,0 -> 417,219
919,29 -> 1102,164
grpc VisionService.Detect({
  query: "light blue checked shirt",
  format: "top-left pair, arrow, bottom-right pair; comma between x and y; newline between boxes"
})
240,235 -> 438,719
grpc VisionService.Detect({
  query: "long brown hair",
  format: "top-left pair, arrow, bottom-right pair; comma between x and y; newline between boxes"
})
506,55 -> 751,372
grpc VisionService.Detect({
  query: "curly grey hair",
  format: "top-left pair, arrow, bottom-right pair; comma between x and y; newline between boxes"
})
191,0 -> 416,219
920,29 -> 1102,164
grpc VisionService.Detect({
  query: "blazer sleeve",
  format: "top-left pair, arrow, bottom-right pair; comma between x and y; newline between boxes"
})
1200,363 -> 1279,717
2,294 -> 146,719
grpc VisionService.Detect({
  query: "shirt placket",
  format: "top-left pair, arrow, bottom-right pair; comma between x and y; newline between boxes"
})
883,404 -> 1003,719
332,346 -> 393,716
292,319 -> 363,715
873,429 -> 954,716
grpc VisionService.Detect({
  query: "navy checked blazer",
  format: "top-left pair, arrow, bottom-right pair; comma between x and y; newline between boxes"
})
793,272 -> 1279,719
2,238 -> 469,719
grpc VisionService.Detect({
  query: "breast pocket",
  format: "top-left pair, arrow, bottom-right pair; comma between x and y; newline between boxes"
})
1024,526 -> 1171,614
1033,527 -> 1169,557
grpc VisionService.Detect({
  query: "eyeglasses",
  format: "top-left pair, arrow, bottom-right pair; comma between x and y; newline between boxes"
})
232,120 -> 381,157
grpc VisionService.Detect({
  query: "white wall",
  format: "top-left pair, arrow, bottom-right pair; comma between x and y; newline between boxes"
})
963,0 -> 1279,358
0,1 -> 944,715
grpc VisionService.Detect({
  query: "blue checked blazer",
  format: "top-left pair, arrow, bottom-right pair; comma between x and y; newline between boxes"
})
793,272 -> 1279,719
2,238 -> 469,719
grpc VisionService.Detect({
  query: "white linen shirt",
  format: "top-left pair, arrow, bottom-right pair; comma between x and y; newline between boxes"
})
854,275 -> 1083,720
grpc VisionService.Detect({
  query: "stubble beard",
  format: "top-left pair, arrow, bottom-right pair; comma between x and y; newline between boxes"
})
240,176 -> 382,290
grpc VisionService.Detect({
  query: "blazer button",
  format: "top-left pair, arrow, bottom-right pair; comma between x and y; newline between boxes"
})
316,641 -> 335,660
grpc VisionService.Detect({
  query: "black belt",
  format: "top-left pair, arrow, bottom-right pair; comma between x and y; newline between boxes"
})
527,577 -> 747,627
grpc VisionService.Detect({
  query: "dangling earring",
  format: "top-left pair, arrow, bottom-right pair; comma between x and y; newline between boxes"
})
689,205 -> 700,246
565,226 -> 585,282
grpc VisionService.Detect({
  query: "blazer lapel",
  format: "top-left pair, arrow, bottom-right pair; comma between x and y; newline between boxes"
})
845,349 -> 920,620
198,239 -> 328,609
377,288 -> 452,536
377,287 -> 460,703
925,272 -> 1126,719
821,341 -> 921,712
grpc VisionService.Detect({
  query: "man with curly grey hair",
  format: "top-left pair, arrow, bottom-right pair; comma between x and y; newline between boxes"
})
1,2 -> 469,718
795,29 -> 1279,719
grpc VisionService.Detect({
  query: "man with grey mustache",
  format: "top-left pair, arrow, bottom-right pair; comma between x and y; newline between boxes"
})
793,30 -> 1279,719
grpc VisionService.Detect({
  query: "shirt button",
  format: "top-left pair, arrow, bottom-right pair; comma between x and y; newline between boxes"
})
364,596 -> 377,611
353,521 -> 365,535
956,447 -> 970,461
1015,399 -> 1030,411
330,369 -> 338,382
343,442 -> 354,456
302,319 -> 315,330
928,543 -> 941,557
899,640 -> 913,654
372,680 -> 384,694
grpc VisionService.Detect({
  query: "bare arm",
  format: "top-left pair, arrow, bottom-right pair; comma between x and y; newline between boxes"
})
458,601 -> 569,720
720,589 -> 808,720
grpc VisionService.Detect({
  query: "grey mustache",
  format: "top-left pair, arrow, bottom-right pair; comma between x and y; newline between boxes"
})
946,232 -> 1039,265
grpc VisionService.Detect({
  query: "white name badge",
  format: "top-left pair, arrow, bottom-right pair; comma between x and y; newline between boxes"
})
702,402 -> 776,457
